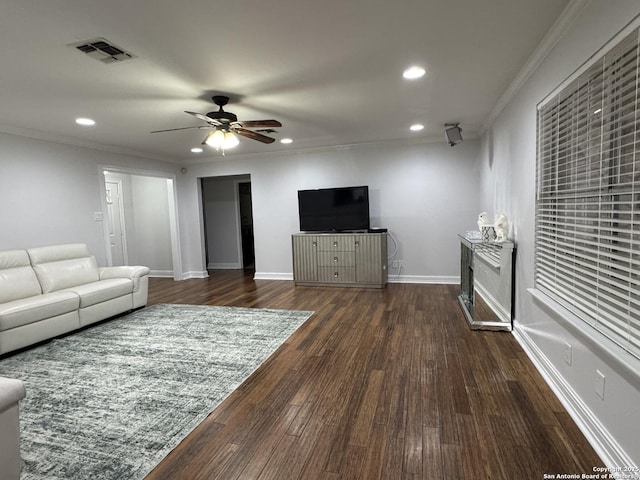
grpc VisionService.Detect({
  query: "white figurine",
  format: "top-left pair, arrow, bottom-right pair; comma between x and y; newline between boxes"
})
477,212 -> 489,230
494,213 -> 509,242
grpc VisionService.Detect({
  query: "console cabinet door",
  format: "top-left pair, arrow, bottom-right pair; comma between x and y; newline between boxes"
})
355,234 -> 387,284
292,235 -> 318,282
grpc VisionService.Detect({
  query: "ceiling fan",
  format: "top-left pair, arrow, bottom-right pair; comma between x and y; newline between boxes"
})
151,95 -> 282,149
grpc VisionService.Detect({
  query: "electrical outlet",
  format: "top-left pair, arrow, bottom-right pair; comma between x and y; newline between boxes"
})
563,341 -> 572,366
595,370 -> 606,400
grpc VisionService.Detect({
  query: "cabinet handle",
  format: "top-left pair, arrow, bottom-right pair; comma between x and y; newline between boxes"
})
312,241 -> 317,247
333,241 -> 338,247
333,256 -> 339,263
334,272 -> 339,278
355,240 -> 360,247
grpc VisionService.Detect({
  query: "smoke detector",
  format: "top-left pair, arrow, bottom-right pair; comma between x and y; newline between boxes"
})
70,38 -> 135,64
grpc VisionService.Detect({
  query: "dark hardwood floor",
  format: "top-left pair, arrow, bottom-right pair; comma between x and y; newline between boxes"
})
145,270 -> 603,480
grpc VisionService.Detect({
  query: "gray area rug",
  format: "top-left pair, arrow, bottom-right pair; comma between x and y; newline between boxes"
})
0,304 -> 313,480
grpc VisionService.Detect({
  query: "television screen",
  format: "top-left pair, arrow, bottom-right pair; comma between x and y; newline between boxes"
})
298,186 -> 370,232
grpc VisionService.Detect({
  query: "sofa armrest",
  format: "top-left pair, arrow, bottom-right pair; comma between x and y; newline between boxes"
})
99,266 -> 150,292
0,377 -> 26,415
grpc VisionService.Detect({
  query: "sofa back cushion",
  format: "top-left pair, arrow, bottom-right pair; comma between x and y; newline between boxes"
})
0,250 -> 43,303
27,244 -> 100,293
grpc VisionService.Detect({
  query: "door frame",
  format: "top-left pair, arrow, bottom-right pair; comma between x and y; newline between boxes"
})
199,174 -> 252,272
98,165 -> 183,281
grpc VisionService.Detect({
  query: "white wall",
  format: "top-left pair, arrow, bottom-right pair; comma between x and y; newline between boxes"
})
478,0 -> 640,467
0,132 -> 178,266
129,175 -> 173,275
177,139 -> 481,281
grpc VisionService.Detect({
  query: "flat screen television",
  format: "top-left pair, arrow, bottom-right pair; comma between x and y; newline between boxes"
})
298,186 -> 370,232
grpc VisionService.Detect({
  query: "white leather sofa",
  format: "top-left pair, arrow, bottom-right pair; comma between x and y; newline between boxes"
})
0,243 -> 150,355
0,376 -> 26,480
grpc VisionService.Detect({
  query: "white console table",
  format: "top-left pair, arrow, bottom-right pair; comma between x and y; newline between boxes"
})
458,234 -> 515,331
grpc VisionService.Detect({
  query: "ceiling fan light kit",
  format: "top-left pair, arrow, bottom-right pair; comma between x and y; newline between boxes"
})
204,129 -> 239,150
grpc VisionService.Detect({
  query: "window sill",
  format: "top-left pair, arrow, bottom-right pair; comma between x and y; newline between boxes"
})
527,288 -> 640,388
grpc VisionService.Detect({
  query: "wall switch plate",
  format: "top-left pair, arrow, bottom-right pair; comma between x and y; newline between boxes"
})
563,341 -> 572,366
595,370 -> 606,400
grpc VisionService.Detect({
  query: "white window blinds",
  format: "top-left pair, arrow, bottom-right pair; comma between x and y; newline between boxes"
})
535,27 -> 640,359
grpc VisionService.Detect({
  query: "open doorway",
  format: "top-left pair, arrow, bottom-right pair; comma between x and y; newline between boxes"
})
201,174 -> 254,272
102,169 -> 181,279
238,181 -> 255,269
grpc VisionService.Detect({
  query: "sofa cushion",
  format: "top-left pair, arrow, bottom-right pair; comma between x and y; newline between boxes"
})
27,243 -> 92,265
0,250 -> 42,303
62,278 -> 133,308
28,244 -> 100,293
0,291 -> 79,331
100,266 -> 151,291
0,377 -> 26,414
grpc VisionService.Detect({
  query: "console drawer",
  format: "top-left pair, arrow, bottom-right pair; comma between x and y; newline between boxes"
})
317,251 -> 355,267
318,266 -> 356,283
317,235 -> 355,252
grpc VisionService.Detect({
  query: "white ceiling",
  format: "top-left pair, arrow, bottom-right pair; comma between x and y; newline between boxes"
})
0,0 -> 569,163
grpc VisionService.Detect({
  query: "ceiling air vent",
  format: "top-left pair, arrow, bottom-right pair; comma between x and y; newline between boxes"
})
70,38 -> 135,64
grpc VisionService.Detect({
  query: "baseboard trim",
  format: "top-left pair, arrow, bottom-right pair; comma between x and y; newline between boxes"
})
149,270 -> 174,278
387,275 -> 458,284
253,272 -> 294,281
181,270 -> 209,280
512,323 -> 634,469
208,263 -> 242,270
250,273 -> 459,284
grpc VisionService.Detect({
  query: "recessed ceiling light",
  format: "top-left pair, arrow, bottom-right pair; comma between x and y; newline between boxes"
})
190,147 -> 203,153
280,138 -> 293,144
75,117 -> 95,126
403,66 -> 425,80
410,124 -> 424,131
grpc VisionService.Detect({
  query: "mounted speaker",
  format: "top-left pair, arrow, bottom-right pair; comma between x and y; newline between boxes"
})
445,123 -> 463,146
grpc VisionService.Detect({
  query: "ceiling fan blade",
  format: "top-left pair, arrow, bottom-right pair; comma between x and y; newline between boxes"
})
185,110 -> 222,126
150,125 -> 210,133
234,127 -> 276,144
233,119 -> 282,129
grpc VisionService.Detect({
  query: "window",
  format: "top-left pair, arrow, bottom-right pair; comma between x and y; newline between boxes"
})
535,27 -> 640,359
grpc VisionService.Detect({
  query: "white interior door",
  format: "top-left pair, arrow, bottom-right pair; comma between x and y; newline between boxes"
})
105,180 -> 128,266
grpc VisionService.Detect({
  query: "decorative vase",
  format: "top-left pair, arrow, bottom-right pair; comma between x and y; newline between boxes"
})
481,225 -> 496,242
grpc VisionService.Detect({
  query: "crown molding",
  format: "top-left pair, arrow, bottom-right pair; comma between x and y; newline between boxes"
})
0,121 -> 475,166
0,123 -> 177,164
183,132 -> 478,165
480,0 -> 591,136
